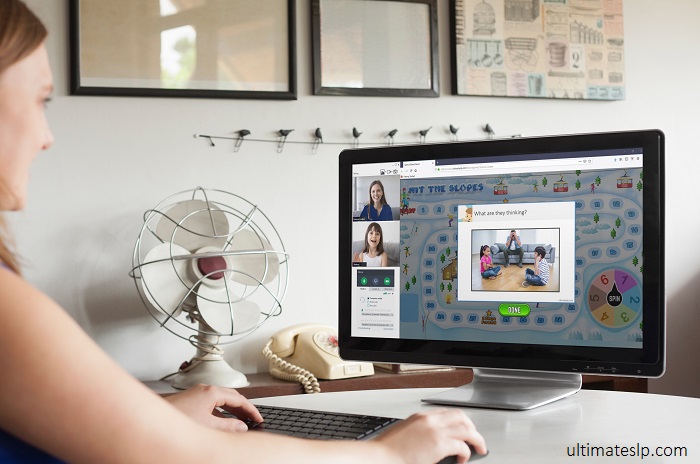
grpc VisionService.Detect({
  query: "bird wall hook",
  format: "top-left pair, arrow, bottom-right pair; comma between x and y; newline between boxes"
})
312,128 -> 323,154
234,129 -> 251,152
352,127 -> 362,148
386,129 -> 398,146
277,129 -> 294,153
419,126 -> 432,144
449,124 -> 459,141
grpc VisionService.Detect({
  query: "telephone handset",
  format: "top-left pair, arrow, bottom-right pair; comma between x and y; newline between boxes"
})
262,324 -> 374,393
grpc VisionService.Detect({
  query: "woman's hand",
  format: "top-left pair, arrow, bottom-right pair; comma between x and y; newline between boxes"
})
374,409 -> 487,464
164,384 -> 263,433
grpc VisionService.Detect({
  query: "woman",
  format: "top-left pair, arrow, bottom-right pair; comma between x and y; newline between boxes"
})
0,1 -> 485,462
359,180 -> 393,221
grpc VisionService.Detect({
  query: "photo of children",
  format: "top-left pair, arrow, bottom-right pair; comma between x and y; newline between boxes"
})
352,221 -> 400,267
469,228 -> 560,293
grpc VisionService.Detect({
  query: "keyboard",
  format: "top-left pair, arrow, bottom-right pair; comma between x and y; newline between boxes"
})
223,405 -> 400,440
223,405 -> 487,462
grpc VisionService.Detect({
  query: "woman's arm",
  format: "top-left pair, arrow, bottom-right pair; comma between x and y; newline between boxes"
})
0,268 -> 484,463
360,204 -> 370,220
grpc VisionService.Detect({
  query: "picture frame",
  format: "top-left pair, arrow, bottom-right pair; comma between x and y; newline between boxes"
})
450,0 -> 625,100
69,0 -> 297,100
312,0 -> 439,97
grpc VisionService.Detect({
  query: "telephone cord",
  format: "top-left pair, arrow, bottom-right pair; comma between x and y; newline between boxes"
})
262,342 -> 321,394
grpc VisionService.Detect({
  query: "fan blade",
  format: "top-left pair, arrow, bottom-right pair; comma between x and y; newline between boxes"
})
226,228 -> 280,286
156,199 -> 229,252
141,242 -> 194,318
196,285 -> 261,335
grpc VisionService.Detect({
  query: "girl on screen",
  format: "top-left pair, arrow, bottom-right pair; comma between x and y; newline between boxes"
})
480,245 -> 503,280
359,180 -> 393,221
353,222 -> 388,267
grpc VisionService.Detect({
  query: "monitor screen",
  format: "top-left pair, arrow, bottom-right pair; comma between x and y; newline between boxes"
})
338,130 -> 664,407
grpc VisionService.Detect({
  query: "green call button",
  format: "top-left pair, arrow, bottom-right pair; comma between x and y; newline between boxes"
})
384,277 -> 392,286
360,277 -> 368,286
498,303 -> 530,318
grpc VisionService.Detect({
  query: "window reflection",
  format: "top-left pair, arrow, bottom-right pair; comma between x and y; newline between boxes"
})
161,26 -> 196,88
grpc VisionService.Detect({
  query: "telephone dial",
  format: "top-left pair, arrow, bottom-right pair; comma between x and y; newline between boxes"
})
262,324 -> 374,393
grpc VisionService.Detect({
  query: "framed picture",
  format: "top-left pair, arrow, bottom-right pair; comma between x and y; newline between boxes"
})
450,0 -> 625,100
69,0 -> 297,100
312,0 -> 439,97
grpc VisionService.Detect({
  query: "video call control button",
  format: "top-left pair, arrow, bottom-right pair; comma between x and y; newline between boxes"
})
360,277 -> 368,286
498,304 -> 530,318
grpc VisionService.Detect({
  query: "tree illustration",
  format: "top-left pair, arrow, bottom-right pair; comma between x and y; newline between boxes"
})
575,180 -> 581,190
446,247 -> 451,256
611,229 -> 617,239
632,256 -> 639,267
640,170 -> 643,181
405,282 -> 411,291
637,181 -> 643,191
440,282 -> 445,292
593,213 -> 600,223
542,177 -> 548,187
445,294 -> 453,304
576,170 -> 581,176
440,254 -> 446,263
447,282 -> 453,292
595,175 -> 601,186
640,265 -> 644,274
615,217 -> 621,228
411,275 -> 417,286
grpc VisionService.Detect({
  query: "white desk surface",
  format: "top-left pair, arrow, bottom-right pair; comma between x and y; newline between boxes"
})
252,388 -> 699,463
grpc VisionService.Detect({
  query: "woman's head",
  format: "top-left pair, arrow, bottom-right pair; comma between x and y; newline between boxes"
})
0,0 -> 51,271
0,0 -> 52,212
363,222 -> 384,255
368,180 -> 386,207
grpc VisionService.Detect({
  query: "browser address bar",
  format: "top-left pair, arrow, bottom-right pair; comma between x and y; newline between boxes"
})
436,158 -> 590,172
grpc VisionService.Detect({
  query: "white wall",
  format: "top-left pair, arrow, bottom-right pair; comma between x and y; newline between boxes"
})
14,0 -> 700,397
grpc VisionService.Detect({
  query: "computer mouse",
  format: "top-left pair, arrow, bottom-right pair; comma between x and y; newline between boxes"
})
436,444 -> 488,463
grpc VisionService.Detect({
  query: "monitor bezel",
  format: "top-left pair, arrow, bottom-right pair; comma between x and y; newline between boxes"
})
338,130 -> 665,378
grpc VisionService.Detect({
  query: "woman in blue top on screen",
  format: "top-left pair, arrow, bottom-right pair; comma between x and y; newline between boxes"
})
359,180 -> 393,221
0,1 -> 486,462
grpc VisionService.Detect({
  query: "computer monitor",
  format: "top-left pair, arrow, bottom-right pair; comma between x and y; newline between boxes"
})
338,130 -> 665,410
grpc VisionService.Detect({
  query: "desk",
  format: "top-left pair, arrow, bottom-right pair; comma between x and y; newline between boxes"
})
146,370 -> 647,398
252,389 -> 698,463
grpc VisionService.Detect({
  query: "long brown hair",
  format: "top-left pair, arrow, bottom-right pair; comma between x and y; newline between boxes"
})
0,0 -> 47,273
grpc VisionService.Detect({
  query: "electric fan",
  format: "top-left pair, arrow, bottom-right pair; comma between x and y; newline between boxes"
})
130,187 -> 289,389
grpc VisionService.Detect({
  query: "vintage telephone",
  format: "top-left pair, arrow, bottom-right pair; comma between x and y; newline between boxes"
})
262,324 -> 374,393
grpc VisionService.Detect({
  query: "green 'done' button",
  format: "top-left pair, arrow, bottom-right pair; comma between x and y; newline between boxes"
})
498,303 -> 530,318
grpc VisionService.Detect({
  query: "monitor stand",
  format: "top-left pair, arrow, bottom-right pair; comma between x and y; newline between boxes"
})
421,368 -> 582,410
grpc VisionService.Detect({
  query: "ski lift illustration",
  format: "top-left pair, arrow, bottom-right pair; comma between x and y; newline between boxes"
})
617,170 -> 633,188
554,175 -> 569,192
493,178 -> 508,195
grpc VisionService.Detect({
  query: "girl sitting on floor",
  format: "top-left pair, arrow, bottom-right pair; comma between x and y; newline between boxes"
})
480,245 -> 503,280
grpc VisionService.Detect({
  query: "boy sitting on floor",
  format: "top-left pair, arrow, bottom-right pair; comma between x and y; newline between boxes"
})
522,246 -> 549,287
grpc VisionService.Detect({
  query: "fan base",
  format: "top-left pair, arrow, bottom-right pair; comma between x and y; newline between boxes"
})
170,358 -> 250,390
